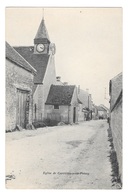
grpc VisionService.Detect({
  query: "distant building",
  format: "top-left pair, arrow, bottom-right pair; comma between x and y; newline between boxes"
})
92,104 -> 98,120
78,98 -> 84,121
6,42 -> 36,131
45,85 -> 78,124
78,88 -> 93,121
109,72 -> 122,181
97,105 -> 109,119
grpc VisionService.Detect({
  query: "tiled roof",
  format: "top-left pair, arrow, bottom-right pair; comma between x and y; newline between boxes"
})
78,98 -> 83,104
97,106 -> 107,111
6,42 -> 36,74
45,85 -> 76,105
34,19 -> 50,43
14,46 -> 50,84
99,104 -> 109,111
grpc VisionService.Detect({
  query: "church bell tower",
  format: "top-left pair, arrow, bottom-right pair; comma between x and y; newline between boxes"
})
34,18 -> 56,55
34,19 -> 50,54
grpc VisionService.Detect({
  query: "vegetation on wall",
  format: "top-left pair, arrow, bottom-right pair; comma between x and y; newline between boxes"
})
107,127 -> 122,189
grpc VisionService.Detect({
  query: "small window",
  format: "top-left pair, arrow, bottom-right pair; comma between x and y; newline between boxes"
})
54,105 -> 59,109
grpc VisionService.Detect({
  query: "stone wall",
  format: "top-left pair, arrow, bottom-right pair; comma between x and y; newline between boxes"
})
78,104 -> 84,121
45,105 -> 69,123
69,87 -> 78,123
110,99 -> 122,180
110,73 -> 122,109
6,59 -> 34,131
110,73 -> 122,181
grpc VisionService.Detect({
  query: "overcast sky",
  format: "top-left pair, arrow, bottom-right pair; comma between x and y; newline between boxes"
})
5,7 -> 122,107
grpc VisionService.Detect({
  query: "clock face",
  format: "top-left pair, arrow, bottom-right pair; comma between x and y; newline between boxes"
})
36,44 -> 45,52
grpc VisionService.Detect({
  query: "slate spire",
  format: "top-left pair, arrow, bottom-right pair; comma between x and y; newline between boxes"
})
34,19 -> 50,44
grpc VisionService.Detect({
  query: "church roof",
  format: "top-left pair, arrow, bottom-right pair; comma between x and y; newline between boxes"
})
34,19 -> 50,43
14,46 -> 50,85
45,85 -> 76,105
6,42 -> 36,74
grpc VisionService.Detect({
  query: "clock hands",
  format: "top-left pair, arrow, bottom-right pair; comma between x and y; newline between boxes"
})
40,45 -> 44,49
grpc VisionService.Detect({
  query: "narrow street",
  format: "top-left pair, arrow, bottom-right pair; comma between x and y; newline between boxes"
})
6,120 -> 115,189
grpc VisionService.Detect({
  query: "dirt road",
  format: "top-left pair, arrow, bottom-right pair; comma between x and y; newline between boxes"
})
6,120 -> 115,189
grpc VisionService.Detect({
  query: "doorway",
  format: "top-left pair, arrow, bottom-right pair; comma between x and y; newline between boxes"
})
73,107 -> 76,123
16,89 -> 30,128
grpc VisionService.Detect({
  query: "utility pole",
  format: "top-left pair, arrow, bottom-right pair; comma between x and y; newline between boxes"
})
86,88 -> 89,109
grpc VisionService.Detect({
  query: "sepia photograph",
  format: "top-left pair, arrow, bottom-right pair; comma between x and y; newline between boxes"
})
5,7 -> 122,189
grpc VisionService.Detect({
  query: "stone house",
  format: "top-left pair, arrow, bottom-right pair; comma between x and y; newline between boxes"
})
6,42 -> 37,131
45,85 -> 78,124
99,104 -> 109,114
109,72 -> 122,181
97,105 -> 108,119
77,98 -> 84,121
78,88 -> 93,121
92,104 -> 99,120
14,19 -> 56,122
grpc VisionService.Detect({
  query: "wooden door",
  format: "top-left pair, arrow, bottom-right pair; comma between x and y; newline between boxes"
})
73,107 -> 76,123
16,89 -> 30,128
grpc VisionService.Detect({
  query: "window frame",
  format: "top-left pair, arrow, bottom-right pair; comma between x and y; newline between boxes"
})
54,105 -> 59,109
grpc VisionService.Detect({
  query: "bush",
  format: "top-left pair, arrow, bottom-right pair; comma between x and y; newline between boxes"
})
33,119 -> 59,128
32,121 -> 47,128
44,118 -> 58,126
107,128 -> 122,188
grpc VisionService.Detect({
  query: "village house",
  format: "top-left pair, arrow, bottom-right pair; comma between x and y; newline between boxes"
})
45,85 -> 78,124
52,77 -> 94,123
78,88 -> 93,121
97,105 -> 109,119
14,19 -> 57,122
92,104 -> 99,120
109,72 -> 122,182
6,42 -> 37,131
99,104 -> 109,114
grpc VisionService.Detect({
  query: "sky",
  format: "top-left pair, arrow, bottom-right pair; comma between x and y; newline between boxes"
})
5,7 -> 122,107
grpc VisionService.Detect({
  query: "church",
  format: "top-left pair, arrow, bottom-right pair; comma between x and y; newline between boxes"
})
6,14 -> 95,131
13,18 -> 79,126
14,19 -> 57,122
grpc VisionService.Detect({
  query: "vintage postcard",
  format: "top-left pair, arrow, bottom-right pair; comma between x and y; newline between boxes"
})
5,7 -> 122,189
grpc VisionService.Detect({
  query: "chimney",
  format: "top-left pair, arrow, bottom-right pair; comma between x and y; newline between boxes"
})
64,82 -> 68,86
56,76 -> 61,82
86,88 -> 89,94
89,94 -> 91,99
